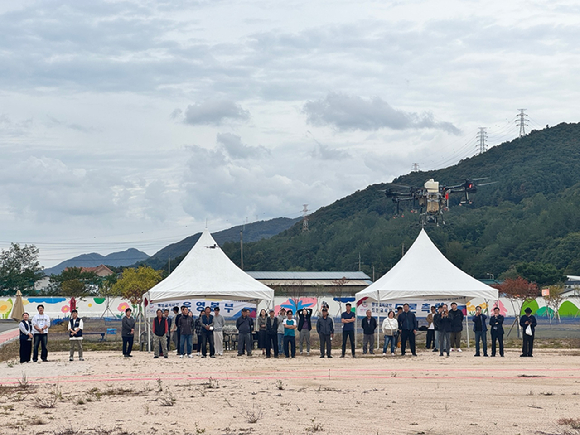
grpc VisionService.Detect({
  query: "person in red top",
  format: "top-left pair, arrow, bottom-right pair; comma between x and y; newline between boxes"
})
152,309 -> 169,358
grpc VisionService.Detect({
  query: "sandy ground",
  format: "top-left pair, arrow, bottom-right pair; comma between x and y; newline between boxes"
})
0,347 -> 579,435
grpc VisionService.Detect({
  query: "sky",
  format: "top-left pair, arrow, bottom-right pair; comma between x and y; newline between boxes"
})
1,0 -> 579,268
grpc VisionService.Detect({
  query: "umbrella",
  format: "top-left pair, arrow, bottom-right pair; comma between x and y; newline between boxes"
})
11,290 -> 25,321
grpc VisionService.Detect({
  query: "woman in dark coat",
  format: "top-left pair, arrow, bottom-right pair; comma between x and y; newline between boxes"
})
257,309 -> 268,355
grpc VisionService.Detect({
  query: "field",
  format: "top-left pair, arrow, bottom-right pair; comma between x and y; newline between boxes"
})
0,344 -> 579,435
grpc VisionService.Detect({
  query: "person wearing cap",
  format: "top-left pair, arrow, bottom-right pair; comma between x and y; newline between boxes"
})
448,302 -> 464,352
68,309 -> 84,361
265,309 -> 279,358
152,308 -> 168,359
213,306 -> 225,356
520,307 -> 537,357
489,306 -> 504,357
236,308 -> 254,356
277,308 -> 286,354
340,303 -> 356,358
316,307 -> 334,358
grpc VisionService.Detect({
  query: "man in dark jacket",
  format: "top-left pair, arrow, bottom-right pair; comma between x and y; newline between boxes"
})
236,308 -> 254,356
432,306 -> 443,353
361,310 -> 378,355
489,307 -> 504,357
171,306 -> 181,354
152,309 -> 168,359
200,306 -> 215,358
520,307 -> 537,357
178,306 -> 194,358
297,308 -> 313,355
316,307 -> 334,358
448,302 -> 464,352
472,306 -> 488,357
397,303 -> 418,356
265,309 -> 279,358
121,308 -> 136,358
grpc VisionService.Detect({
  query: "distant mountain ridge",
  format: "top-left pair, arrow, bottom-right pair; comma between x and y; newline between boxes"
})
141,217 -> 301,270
44,248 -> 150,275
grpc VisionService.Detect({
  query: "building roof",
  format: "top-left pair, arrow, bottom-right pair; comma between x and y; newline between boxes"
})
64,265 -> 114,277
246,271 -> 371,282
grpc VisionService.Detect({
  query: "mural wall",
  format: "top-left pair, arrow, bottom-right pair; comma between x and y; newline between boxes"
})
3,295 -> 579,321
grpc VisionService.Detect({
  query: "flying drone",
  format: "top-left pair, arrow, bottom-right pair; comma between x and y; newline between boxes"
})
381,178 -> 494,226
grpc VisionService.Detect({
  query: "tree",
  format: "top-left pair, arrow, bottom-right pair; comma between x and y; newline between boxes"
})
49,267 -> 100,298
515,262 -> 567,288
329,277 -> 350,317
493,277 -> 538,338
111,266 -> 162,305
0,243 -> 43,295
544,284 -> 564,323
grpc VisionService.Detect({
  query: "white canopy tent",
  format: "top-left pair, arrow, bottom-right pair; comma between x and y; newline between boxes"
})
356,228 -> 498,347
145,229 -> 274,350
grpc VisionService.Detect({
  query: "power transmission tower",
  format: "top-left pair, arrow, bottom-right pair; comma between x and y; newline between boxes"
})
302,204 -> 309,232
476,127 -> 488,154
412,163 -> 420,172
516,109 -> 528,138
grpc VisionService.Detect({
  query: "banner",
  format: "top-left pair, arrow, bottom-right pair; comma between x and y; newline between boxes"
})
356,299 -> 467,318
146,299 -> 256,319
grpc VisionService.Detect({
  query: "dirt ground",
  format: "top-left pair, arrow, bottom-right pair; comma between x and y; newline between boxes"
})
0,347 -> 579,435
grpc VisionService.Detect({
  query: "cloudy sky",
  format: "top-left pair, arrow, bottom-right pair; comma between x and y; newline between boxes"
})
1,0 -> 578,267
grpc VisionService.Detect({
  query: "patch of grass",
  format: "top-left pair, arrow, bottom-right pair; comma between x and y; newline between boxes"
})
558,418 -> 580,429
275,380 -> 285,390
306,418 -> 324,432
245,405 -> 263,424
159,389 -> 175,407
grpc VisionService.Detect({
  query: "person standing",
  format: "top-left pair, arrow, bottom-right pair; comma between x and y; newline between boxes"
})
439,306 -> 451,357
171,306 -> 181,354
152,309 -> 169,359
236,308 -> 254,356
200,306 -> 215,358
448,302 -> 464,352
432,305 -> 443,353
162,309 -> 171,355
425,306 -> 436,350
257,309 -> 268,356
19,312 -> 33,363
121,308 -> 136,358
397,303 -> 418,356
297,308 -> 313,355
489,307 -> 504,357
32,304 -> 50,362
520,307 -> 537,357
265,309 -> 279,358
316,307 -> 334,358
68,309 -> 84,361
213,307 -> 225,356
472,306 -> 488,357
361,310 -> 377,355
381,311 -> 398,356
277,308 -> 286,355
178,306 -> 194,358
283,310 -> 297,358
340,303 -> 356,358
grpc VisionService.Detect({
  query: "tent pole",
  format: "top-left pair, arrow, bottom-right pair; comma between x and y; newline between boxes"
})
465,312 -> 469,349
146,293 -> 150,352
376,292 -> 380,352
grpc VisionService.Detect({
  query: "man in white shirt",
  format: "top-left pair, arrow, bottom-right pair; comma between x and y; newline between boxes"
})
31,304 -> 50,362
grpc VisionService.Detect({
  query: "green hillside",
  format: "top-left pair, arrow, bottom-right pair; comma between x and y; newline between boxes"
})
221,122 -> 580,279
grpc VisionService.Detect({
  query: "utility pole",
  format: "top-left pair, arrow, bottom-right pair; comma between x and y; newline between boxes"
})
412,163 -> 420,172
516,109 -> 528,138
240,229 -> 244,270
476,127 -> 488,154
302,204 -> 309,232
358,252 -> 361,271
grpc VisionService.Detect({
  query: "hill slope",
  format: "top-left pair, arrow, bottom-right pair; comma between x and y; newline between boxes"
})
44,248 -> 149,275
221,122 -> 580,279
141,217 -> 301,270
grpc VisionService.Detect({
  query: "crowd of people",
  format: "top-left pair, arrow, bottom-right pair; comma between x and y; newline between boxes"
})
17,302 -> 539,363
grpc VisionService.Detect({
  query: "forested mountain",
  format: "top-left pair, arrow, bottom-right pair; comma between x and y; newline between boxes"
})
220,122 -> 580,279
140,217 -> 301,270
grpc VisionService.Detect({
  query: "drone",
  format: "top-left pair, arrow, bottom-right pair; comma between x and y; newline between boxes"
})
381,178 -> 494,227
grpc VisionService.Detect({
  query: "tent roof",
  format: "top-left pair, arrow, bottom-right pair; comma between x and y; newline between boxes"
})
356,229 -> 498,302
147,230 -> 274,303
